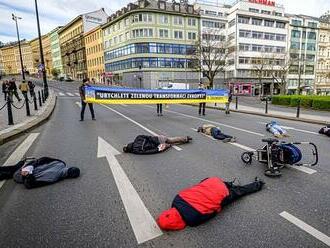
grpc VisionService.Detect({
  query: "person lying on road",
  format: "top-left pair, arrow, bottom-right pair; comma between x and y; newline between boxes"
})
123,135 -> 192,154
157,177 -> 265,231
0,157 -> 80,189
266,121 -> 289,138
319,125 -> 330,137
197,124 -> 236,142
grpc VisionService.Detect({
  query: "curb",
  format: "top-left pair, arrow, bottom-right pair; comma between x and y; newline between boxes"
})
184,104 -> 329,125
0,92 -> 57,145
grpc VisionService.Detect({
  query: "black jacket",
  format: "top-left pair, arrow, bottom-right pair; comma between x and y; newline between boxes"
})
319,126 -> 330,137
126,135 -> 162,154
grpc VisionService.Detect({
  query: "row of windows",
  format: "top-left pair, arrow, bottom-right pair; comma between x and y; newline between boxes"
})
85,30 -> 102,44
291,30 -> 316,40
239,43 -> 286,53
239,30 -> 286,41
238,57 -> 285,66
319,34 -> 330,43
238,16 -> 286,28
106,58 -> 195,72
87,56 -> 104,67
103,14 -> 198,35
61,25 -> 83,43
289,65 -> 315,74
288,79 -> 314,87
202,20 -> 226,29
290,53 -> 315,62
248,8 -> 283,17
291,19 -> 318,28
202,33 -> 226,41
104,43 -> 195,61
200,9 -> 226,17
290,42 -> 316,51
86,44 -> 103,55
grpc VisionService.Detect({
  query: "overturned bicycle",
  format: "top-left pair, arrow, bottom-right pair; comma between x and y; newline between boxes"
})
241,138 -> 318,177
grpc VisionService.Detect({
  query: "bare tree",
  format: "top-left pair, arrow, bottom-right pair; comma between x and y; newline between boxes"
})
251,54 -> 272,96
269,53 -> 292,95
193,30 -> 230,89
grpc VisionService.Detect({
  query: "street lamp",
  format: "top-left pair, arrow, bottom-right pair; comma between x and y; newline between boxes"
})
34,0 -> 48,98
12,13 -> 25,81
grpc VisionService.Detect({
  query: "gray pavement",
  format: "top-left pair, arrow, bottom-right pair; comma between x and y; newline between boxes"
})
0,81 -> 329,248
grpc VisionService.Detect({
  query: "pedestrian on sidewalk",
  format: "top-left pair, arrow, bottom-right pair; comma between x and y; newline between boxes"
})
157,177 -> 265,231
9,78 -> 21,101
225,90 -> 233,115
123,134 -> 192,154
157,103 -> 163,116
19,80 -> 29,100
28,80 -> 36,98
198,82 -> 206,116
2,80 -> 9,101
79,78 -> 95,121
197,124 -> 236,142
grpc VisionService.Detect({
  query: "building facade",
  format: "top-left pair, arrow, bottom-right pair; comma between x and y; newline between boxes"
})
59,9 -> 108,81
287,15 -> 319,95
226,0 -> 289,96
84,26 -> 105,83
0,49 -> 4,77
315,12 -> 330,95
50,27 -> 63,77
102,0 -> 200,89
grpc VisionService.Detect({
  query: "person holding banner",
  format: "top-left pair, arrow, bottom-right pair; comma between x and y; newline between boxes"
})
198,82 -> 206,116
123,135 -> 192,154
79,78 -> 95,121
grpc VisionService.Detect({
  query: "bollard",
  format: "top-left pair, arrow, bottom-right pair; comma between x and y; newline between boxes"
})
38,90 -> 42,107
33,94 -> 38,111
7,95 -> 14,125
24,94 -> 31,116
296,99 -> 301,118
265,98 -> 268,114
235,96 -> 238,110
41,90 -> 45,103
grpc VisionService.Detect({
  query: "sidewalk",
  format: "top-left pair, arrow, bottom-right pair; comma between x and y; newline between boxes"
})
204,102 -> 330,125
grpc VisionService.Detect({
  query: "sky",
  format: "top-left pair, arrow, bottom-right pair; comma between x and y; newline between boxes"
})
0,0 -> 329,43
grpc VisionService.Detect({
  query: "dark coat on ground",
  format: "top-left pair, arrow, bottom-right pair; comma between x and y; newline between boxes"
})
125,135 -> 163,154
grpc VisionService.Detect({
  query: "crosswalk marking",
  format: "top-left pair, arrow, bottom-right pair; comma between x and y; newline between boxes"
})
75,93 -> 80,96
58,92 -> 65,96
66,92 -> 74,96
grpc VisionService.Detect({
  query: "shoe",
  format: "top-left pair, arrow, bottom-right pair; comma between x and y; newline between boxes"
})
92,118 -> 96,121
79,119 -> 83,121
254,177 -> 265,190
187,136 -> 193,142
230,137 -> 237,143
160,114 -> 163,116
222,138 -> 231,143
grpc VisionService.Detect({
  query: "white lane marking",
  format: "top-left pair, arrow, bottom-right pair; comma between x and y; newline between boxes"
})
120,104 -> 128,107
97,137 -> 162,244
58,92 -> 65,96
145,105 -> 264,137
75,101 -> 82,108
101,104 -> 182,151
280,211 -> 330,246
191,128 -> 217,140
230,142 -> 255,152
75,93 -> 80,96
66,92 -> 74,96
258,122 -> 320,135
0,133 -> 39,189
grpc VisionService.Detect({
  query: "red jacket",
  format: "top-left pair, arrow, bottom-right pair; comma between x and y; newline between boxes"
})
157,177 -> 230,230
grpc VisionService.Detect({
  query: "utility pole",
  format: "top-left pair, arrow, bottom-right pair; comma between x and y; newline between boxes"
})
12,14 -> 25,81
34,0 -> 48,98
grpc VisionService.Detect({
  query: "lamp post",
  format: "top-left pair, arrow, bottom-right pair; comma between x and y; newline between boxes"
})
34,0 -> 48,98
12,14 -> 25,81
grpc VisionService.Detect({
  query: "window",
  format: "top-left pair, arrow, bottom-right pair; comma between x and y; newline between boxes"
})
159,29 -> 169,38
173,16 -> 183,25
174,30 -> 183,39
239,57 -> 250,64
292,19 -> 302,26
274,12 -> 282,16
188,18 -> 196,26
307,43 -> 316,51
188,32 -> 196,40
291,30 -> 301,38
252,18 -> 262,26
276,46 -> 285,53
114,37 -> 117,44
264,20 -> 274,27
306,54 -> 315,62
276,34 -> 286,41
249,8 -> 259,13
252,31 -> 263,39
290,42 -> 300,49
229,19 -> 235,27
125,32 -> 130,40
238,16 -> 249,24
252,44 -> 262,52
125,18 -> 129,26
264,46 -> 273,52
276,22 -> 285,28
202,20 -> 224,28
308,22 -> 317,28
205,10 -> 217,16
159,15 -> 168,24
264,33 -> 275,40
307,32 -> 316,40
261,10 -> 271,15
239,30 -> 251,38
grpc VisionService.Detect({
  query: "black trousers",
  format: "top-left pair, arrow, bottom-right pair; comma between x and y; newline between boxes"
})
199,103 -> 206,115
0,161 -> 24,180
81,100 -> 95,120
157,104 -> 163,115
221,181 -> 261,207
3,92 -> 8,101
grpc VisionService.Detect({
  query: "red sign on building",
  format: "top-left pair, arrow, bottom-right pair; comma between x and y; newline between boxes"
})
249,0 -> 275,7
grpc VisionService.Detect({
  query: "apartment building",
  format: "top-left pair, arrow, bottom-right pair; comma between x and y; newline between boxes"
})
287,14 -> 319,95
316,12 -> 330,95
50,26 -> 64,76
226,0 -> 289,95
102,0 -> 200,88
84,26 -> 105,83
59,9 -> 108,81
0,49 -> 4,76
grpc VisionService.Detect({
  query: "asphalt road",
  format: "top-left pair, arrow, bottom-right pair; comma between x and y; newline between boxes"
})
0,80 -> 329,248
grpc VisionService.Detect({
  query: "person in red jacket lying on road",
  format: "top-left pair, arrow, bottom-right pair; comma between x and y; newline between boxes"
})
157,177 -> 265,230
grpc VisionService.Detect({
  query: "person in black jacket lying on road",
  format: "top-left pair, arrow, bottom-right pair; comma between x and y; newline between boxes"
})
319,125 -> 330,137
123,135 -> 192,154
